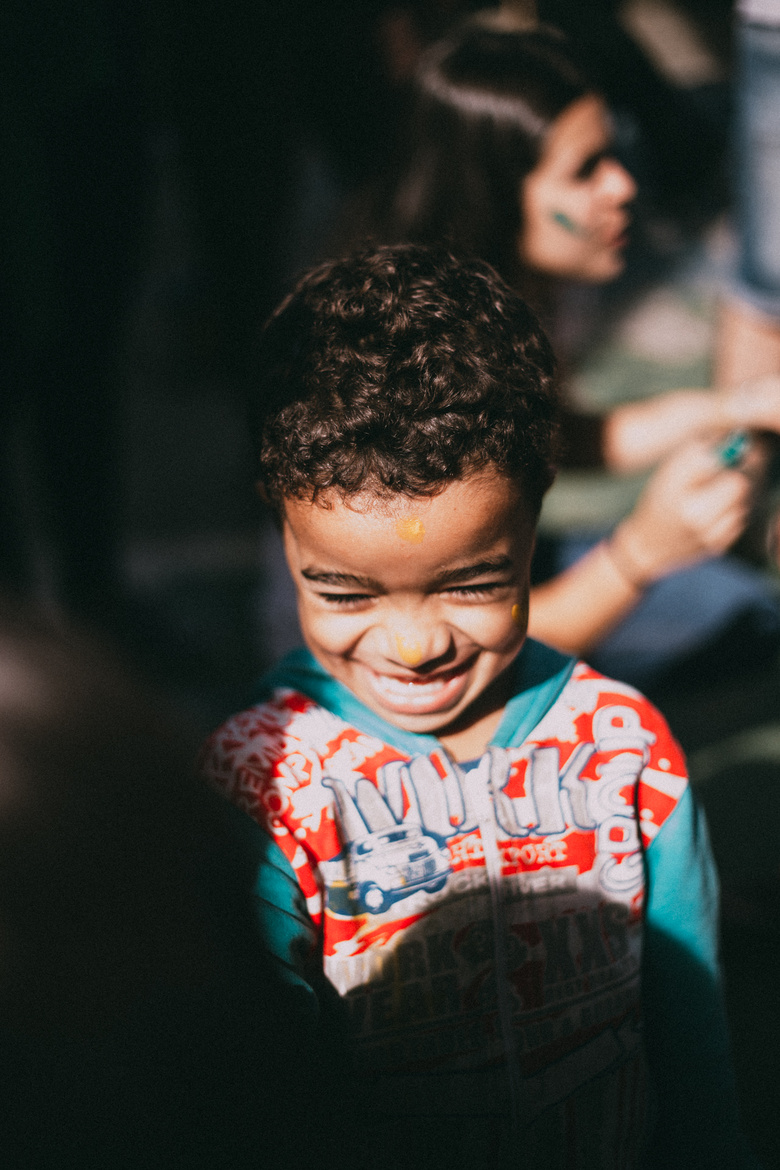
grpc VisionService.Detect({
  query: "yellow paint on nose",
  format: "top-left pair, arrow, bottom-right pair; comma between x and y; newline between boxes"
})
395,516 -> 425,543
395,634 -> 423,666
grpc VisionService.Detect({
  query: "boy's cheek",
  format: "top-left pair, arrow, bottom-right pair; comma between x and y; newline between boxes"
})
454,603 -> 528,650
299,607 -> 368,652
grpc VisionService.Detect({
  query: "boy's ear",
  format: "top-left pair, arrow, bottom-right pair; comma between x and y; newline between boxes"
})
540,462 -> 557,503
256,481 -> 285,531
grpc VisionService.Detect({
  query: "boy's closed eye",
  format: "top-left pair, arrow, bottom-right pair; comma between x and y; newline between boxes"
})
316,580 -> 512,608
317,592 -> 376,607
304,557 -> 515,609
441,581 -> 511,599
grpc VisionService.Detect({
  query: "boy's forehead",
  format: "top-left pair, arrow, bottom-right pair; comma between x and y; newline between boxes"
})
281,471 -> 535,563
283,470 -> 521,517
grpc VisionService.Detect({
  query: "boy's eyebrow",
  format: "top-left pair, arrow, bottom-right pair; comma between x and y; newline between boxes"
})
300,557 -> 513,590
434,556 -> 514,586
301,569 -> 382,589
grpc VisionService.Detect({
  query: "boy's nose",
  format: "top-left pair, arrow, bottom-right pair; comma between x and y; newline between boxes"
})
384,618 -> 453,671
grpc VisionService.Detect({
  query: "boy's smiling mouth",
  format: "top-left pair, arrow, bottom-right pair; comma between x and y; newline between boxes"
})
360,658 -> 475,716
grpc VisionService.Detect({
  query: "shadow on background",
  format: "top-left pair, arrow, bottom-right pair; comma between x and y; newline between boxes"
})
0,602 -> 331,1168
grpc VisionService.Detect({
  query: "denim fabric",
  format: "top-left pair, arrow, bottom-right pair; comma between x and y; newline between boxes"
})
731,17 -> 780,318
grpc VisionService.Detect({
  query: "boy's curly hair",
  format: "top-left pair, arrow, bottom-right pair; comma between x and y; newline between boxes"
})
255,244 -> 559,513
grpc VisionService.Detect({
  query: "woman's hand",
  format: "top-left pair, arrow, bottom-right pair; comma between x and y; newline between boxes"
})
603,391 -> 717,474
528,439 -> 754,657
604,375 -> 780,477
718,373 -> 780,434
608,439 -> 754,586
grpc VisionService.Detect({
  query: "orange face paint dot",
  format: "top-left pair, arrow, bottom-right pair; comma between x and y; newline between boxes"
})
511,604 -> 523,626
395,634 -> 423,666
395,516 -> 425,543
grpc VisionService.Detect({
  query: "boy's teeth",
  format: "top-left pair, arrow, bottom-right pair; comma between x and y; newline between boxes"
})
374,673 -> 446,696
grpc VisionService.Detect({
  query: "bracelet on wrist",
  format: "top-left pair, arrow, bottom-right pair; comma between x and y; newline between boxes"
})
602,537 -> 649,592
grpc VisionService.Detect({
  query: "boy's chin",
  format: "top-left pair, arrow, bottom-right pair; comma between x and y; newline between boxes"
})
368,703 -> 466,735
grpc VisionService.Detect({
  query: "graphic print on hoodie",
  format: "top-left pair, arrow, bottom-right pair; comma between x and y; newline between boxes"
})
202,642 -> 717,1163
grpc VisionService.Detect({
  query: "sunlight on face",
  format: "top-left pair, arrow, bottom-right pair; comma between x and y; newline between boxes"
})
520,94 -> 637,283
282,471 -> 536,756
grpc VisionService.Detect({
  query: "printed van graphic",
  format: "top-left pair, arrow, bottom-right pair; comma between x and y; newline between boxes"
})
323,773 -> 452,914
341,825 -> 449,914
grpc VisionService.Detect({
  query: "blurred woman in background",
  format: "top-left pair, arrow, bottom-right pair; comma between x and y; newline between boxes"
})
359,20 -> 780,679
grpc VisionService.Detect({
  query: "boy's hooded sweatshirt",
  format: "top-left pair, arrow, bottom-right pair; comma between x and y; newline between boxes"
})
201,639 -> 751,1169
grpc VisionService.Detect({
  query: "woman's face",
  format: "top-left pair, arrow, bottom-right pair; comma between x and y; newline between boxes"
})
520,94 -> 637,283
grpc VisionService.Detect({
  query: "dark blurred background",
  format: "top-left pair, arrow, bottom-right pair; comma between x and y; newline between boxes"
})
2,2 -> 778,1163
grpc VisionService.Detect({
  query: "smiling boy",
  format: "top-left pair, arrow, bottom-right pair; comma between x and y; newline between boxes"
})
282,470 -> 536,761
201,246 -> 752,1169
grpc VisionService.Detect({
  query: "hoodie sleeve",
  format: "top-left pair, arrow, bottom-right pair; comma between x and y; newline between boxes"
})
641,784 -> 760,1169
220,796 -> 321,998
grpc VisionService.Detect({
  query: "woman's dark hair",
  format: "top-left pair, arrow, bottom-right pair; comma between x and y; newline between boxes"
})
255,242 -> 559,516
372,22 -> 590,289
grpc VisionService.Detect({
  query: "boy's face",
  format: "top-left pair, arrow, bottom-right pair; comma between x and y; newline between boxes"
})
282,470 -> 536,738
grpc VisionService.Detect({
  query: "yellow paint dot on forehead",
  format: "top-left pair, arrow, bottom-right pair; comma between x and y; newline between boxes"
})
511,604 -> 523,626
395,516 -> 425,543
395,634 -> 423,666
